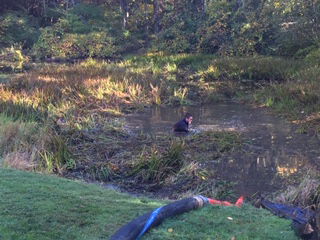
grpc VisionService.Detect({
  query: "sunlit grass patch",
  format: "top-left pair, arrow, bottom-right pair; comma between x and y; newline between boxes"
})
5,54 -> 302,129
0,168 -> 163,240
0,114 -> 40,171
0,114 -> 38,156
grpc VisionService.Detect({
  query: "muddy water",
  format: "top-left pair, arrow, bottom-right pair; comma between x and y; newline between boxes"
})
126,102 -> 320,196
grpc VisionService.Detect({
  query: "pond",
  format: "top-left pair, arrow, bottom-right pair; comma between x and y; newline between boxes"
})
125,102 -> 320,196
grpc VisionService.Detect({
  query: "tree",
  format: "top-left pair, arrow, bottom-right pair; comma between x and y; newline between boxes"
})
119,0 -> 129,28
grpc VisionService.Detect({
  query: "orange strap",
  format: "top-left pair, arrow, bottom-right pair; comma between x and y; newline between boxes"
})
208,196 -> 244,207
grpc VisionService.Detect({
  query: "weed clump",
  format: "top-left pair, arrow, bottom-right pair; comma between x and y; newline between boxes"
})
0,114 -> 73,173
275,174 -> 320,209
131,140 -> 184,183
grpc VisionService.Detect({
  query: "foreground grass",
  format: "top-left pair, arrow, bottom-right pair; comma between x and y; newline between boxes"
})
0,168 -> 162,240
0,168 -> 298,240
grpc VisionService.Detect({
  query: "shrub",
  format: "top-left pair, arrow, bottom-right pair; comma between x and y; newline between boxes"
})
32,4 -> 123,59
0,11 -> 39,49
153,13 -> 200,54
197,22 -> 230,54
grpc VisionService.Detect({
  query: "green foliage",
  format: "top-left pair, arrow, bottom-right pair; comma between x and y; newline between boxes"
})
32,4 -> 127,59
197,20 -> 230,54
192,56 -> 300,83
152,0 -> 282,56
276,30 -> 313,57
0,46 -> 30,73
31,27 -> 62,58
254,64 -> 320,119
197,0 -> 234,54
0,11 -> 39,49
199,0 -> 279,56
0,0 -> 320,59
153,12 -> 201,53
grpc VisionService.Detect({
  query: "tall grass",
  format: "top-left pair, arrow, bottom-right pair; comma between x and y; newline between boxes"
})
0,113 -> 73,173
0,114 -> 38,169
131,140 -> 185,183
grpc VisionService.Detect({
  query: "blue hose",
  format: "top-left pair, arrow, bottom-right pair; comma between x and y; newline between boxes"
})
111,196 -> 210,240
136,206 -> 163,240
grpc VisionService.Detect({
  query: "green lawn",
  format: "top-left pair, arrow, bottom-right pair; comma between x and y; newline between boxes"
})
0,168 -> 298,240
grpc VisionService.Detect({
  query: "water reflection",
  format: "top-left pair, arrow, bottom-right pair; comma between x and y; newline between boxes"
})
125,103 -> 320,195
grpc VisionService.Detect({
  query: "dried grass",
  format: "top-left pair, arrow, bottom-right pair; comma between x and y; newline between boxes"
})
275,175 -> 320,208
3,151 -> 36,170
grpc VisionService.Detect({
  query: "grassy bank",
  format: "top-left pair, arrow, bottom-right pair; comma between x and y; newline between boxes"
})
0,168 -> 298,240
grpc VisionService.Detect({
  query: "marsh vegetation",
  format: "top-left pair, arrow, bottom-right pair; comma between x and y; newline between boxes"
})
1,55 -> 319,203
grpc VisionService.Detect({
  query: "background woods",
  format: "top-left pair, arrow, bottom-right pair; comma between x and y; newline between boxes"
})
1,0 -> 319,59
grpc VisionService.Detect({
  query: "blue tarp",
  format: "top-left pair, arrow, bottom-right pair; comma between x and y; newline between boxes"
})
261,199 -> 315,225
260,199 -> 318,240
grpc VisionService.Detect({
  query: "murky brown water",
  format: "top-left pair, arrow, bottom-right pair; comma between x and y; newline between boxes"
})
126,102 -> 320,196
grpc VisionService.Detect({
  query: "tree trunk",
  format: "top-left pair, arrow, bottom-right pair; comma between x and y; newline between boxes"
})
202,0 -> 206,15
144,0 -> 149,32
120,0 -> 129,28
153,0 -> 160,33
43,0 -> 47,17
